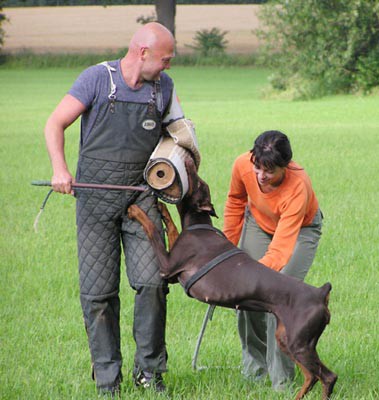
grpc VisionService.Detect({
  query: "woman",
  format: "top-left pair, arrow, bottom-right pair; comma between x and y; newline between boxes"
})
223,130 -> 323,391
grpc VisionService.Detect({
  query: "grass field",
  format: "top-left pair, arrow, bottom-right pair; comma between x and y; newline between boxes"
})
1,65 -> 379,399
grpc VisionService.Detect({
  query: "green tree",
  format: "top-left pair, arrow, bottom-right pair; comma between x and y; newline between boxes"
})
257,0 -> 379,98
0,1 -> 7,52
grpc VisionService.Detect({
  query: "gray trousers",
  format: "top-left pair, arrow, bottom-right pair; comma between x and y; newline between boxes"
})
76,159 -> 168,389
237,208 -> 323,389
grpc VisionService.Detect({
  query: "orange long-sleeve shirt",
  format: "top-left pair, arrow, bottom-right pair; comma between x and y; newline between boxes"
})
223,152 -> 319,271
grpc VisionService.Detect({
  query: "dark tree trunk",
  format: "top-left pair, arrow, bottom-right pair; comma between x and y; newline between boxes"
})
155,0 -> 176,38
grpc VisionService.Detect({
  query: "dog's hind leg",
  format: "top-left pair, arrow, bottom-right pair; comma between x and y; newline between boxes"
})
158,201 -> 179,250
294,362 -> 318,400
320,364 -> 337,400
273,320 -> 317,399
274,321 -> 319,400
292,350 -> 337,400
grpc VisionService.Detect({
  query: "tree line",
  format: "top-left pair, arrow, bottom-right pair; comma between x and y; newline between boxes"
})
3,0 -> 267,6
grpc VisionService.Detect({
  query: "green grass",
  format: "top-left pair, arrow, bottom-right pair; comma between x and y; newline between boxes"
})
1,66 -> 378,399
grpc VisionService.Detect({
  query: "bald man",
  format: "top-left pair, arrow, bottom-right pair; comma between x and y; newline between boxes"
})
45,23 -> 184,395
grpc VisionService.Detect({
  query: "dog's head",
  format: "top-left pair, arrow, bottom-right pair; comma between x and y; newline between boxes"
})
184,158 -> 218,218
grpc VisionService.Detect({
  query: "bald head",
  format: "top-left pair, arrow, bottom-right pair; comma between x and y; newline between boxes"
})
122,22 -> 175,87
129,22 -> 175,54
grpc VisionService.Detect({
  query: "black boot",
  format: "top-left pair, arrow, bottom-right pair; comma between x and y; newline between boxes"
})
133,370 -> 166,392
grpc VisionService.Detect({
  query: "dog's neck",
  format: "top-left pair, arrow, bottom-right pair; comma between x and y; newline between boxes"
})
177,204 -> 213,230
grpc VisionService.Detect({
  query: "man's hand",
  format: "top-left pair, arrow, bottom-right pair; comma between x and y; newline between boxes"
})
51,169 -> 74,195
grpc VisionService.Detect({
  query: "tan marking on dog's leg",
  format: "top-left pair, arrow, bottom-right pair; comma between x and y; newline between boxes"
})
128,205 -> 156,240
275,320 -> 291,357
294,364 -> 318,400
158,201 -> 179,250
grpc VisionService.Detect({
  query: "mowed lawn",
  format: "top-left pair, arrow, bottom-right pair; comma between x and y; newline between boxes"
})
1,66 -> 378,399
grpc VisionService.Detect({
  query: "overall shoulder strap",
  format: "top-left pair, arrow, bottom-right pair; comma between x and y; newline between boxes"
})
154,79 -> 163,113
98,61 -> 117,100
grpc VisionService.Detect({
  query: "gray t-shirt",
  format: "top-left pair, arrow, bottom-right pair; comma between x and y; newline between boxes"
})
68,59 -> 183,144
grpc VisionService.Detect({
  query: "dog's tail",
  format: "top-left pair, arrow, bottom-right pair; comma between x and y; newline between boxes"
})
320,282 -> 332,301
319,282 -> 332,324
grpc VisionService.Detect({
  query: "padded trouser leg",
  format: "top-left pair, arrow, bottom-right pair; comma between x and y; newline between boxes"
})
133,285 -> 168,373
122,192 -> 169,373
77,187 -> 124,388
81,291 -> 122,388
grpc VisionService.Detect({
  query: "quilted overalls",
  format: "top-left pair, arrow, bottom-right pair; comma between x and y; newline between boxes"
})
75,63 -> 169,389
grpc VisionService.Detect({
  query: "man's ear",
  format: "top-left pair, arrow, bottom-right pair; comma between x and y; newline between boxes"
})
140,46 -> 148,60
185,157 -> 198,196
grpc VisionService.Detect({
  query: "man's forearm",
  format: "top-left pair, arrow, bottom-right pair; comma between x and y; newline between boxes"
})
45,118 -> 70,174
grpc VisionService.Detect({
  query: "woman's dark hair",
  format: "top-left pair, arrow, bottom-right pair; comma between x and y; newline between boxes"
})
250,130 -> 293,170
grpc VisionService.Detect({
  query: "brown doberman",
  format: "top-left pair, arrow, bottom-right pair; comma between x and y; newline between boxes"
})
128,159 -> 337,400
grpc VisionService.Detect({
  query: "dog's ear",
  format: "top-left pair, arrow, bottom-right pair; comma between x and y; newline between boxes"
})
185,157 -> 198,196
199,203 -> 218,218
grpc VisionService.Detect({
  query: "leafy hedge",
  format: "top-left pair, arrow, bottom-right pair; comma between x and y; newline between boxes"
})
257,0 -> 379,98
0,49 -> 260,68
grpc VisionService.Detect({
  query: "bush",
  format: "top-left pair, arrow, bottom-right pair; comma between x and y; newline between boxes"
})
355,45 -> 379,94
256,0 -> 379,99
186,27 -> 228,57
